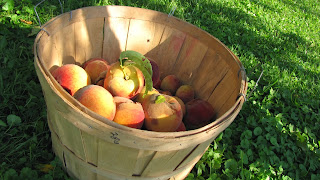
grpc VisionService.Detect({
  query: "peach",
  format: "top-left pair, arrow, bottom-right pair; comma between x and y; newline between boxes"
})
82,58 -> 109,84
153,79 -> 161,89
174,96 -> 186,116
159,90 -> 172,96
135,86 -> 159,103
104,61 -> 144,99
95,70 -> 108,86
148,58 -> 160,87
175,85 -> 195,103
142,94 -> 183,132
160,75 -> 180,95
113,96 -> 145,129
73,85 -> 116,120
51,64 -> 91,96
184,99 -> 215,129
176,122 -> 186,131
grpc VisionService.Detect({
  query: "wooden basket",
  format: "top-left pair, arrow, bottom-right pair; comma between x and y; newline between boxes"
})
34,5 -> 247,180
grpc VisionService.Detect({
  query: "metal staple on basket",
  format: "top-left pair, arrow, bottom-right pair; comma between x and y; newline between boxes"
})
168,6 -> 177,17
34,0 -> 63,35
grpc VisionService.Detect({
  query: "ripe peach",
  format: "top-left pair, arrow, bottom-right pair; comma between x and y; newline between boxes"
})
175,85 -> 195,103
159,90 -> 172,96
82,58 -> 109,84
153,79 -> 161,89
51,64 -> 91,96
113,96 -> 145,129
104,62 -> 144,99
142,94 -> 183,132
135,86 -> 159,103
176,122 -> 186,131
73,85 -> 116,120
160,75 -> 180,95
184,99 -> 215,129
148,58 -> 160,87
174,96 -> 186,116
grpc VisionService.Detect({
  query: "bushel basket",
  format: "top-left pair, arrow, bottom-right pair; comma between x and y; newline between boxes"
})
34,5 -> 247,180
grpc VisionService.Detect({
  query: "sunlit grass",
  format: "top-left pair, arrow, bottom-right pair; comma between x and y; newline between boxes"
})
0,0 -> 319,179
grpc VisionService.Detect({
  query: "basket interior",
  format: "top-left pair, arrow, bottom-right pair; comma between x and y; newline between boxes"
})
36,6 -> 246,120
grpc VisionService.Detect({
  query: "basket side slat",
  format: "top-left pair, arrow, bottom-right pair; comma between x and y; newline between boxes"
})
208,70 -> 239,118
81,131 -> 99,165
51,125 -> 65,167
52,131 -> 97,180
126,19 -> 165,57
191,48 -> 230,101
52,24 -> 76,65
97,140 -> 140,176
140,145 -> 195,177
37,34 -> 62,72
75,18 -> 105,64
103,17 -> 130,64
150,26 -> 187,79
217,83 -> 241,117
49,108 -> 87,160
174,137 -> 214,170
132,150 -> 156,176
172,35 -> 208,83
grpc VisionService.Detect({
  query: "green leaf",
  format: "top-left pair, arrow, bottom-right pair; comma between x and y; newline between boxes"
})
119,50 -> 153,97
0,120 -> 7,127
224,158 -> 238,174
253,127 -> 262,136
2,0 -> 14,11
4,168 -> 18,180
270,137 -> 278,146
19,167 -> 38,179
7,114 -> 21,126
155,95 -> 166,104
0,35 -> 7,50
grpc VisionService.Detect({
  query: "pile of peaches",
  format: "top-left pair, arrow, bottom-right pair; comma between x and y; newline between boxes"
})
51,51 -> 215,132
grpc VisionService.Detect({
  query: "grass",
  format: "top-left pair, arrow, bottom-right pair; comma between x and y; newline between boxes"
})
0,0 -> 319,179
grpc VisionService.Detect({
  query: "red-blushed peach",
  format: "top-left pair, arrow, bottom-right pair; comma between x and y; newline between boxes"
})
104,61 -> 144,99
160,75 -> 180,95
82,58 -> 109,84
176,122 -> 187,131
142,94 -> 183,132
159,90 -> 172,96
51,64 -> 91,96
148,58 -> 160,87
73,85 -> 116,120
175,85 -> 195,103
184,99 -> 215,129
174,96 -> 186,116
135,86 -> 159,103
113,96 -> 145,129
153,79 -> 161,89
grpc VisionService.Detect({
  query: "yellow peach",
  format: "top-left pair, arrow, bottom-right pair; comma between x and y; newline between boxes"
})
82,58 -> 109,84
73,85 -> 116,120
160,75 -> 180,95
113,96 -> 145,129
135,86 -> 159,103
104,62 -> 144,99
142,94 -> 182,132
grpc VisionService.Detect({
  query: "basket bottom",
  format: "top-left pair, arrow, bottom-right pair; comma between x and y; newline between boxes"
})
51,131 -> 194,180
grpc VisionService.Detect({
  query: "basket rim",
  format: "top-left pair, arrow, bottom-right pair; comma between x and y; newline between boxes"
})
34,5 -> 248,150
